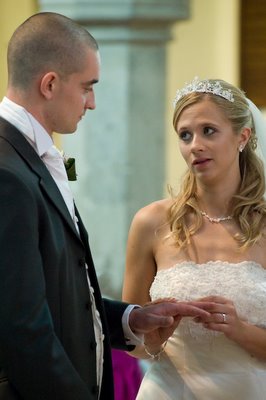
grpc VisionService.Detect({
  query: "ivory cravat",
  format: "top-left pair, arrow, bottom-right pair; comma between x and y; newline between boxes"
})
41,145 -> 76,224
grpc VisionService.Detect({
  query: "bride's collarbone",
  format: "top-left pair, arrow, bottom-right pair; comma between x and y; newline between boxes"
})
154,219 -> 266,269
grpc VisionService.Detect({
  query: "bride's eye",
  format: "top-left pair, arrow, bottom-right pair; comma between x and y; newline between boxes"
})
203,126 -> 215,136
179,130 -> 192,142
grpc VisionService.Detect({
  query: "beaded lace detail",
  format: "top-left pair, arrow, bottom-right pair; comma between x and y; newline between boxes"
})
150,261 -> 266,342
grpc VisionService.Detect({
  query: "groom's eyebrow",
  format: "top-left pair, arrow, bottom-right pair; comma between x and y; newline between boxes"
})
85,79 -> 99,86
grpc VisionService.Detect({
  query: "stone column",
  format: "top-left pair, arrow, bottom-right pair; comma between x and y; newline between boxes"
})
39,0 -> 189,299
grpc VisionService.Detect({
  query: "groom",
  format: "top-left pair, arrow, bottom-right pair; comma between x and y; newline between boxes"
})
0,12 -> 211,400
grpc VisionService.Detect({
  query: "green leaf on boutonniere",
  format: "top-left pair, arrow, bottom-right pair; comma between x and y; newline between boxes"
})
64,157 -> 77,181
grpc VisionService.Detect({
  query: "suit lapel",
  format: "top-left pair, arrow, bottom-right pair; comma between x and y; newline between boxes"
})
0,117 -> 81,241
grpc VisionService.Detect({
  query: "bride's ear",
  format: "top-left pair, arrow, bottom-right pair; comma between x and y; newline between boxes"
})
239,127 -> 251,151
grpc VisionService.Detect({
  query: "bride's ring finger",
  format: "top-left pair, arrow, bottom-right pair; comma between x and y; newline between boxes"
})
220,312 -> 227,324
213,312 -> 227,324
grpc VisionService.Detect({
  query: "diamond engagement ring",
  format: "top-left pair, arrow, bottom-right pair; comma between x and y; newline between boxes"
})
221,313 -> 227,323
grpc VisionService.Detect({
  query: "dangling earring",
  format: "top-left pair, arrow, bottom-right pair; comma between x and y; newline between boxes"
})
239,144 -> 244,152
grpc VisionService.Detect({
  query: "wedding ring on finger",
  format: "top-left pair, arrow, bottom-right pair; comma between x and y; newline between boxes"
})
221,313 -> 227,324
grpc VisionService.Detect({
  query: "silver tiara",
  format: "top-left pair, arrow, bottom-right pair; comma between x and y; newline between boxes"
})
173,76 -> 234,107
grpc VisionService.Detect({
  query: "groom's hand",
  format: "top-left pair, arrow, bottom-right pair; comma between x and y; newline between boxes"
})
129,299 -> 212,347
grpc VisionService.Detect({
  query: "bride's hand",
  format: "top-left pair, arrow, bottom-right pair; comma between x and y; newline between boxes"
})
194,295 -> 245,340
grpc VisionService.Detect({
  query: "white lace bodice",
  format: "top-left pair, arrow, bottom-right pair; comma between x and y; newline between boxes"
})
150,261 -> 266,332
137,261 -> 266,399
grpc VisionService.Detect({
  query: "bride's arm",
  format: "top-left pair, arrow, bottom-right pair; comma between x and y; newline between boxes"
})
122,203 -> 158,306
122,202 -> 213,359
234,323 -> 266,360
122,203 -> 160,358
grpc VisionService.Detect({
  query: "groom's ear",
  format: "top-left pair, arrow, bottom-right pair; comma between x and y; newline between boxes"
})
39,71 -> 59,100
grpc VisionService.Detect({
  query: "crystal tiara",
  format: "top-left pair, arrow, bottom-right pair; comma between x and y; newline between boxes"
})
173,76 -> 234,107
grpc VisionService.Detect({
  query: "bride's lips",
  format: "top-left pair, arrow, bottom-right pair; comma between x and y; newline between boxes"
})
192,158 -> 212,167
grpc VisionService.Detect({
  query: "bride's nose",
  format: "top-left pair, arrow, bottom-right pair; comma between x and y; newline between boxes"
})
191,134 -> 205,152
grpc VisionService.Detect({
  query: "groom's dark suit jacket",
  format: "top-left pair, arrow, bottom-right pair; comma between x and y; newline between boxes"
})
0,117 -> 131,400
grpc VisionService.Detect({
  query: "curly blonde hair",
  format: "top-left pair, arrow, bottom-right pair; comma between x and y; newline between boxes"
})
169,79 -> 266,250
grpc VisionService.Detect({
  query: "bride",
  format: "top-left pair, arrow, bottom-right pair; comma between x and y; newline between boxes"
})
122,77 -> 266,399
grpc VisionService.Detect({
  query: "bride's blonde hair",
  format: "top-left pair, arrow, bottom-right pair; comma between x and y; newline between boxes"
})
169,79 -> 266,250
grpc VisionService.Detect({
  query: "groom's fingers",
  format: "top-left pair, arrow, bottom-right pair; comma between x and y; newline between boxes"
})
129,302 -> 213,333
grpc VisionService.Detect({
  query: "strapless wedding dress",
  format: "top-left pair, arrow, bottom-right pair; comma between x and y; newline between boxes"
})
136,261 -> 266,400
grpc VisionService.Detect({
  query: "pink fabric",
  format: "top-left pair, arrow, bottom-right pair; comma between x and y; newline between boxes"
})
112,349 -> 143,400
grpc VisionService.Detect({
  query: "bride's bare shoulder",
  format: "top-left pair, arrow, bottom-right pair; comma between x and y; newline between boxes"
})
132,198 -> 174,227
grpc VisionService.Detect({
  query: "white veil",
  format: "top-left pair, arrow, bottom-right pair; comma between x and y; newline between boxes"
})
246,98 -> 266,161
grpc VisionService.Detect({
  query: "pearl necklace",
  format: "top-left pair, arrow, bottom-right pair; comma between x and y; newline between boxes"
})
200,210 -> 233,223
